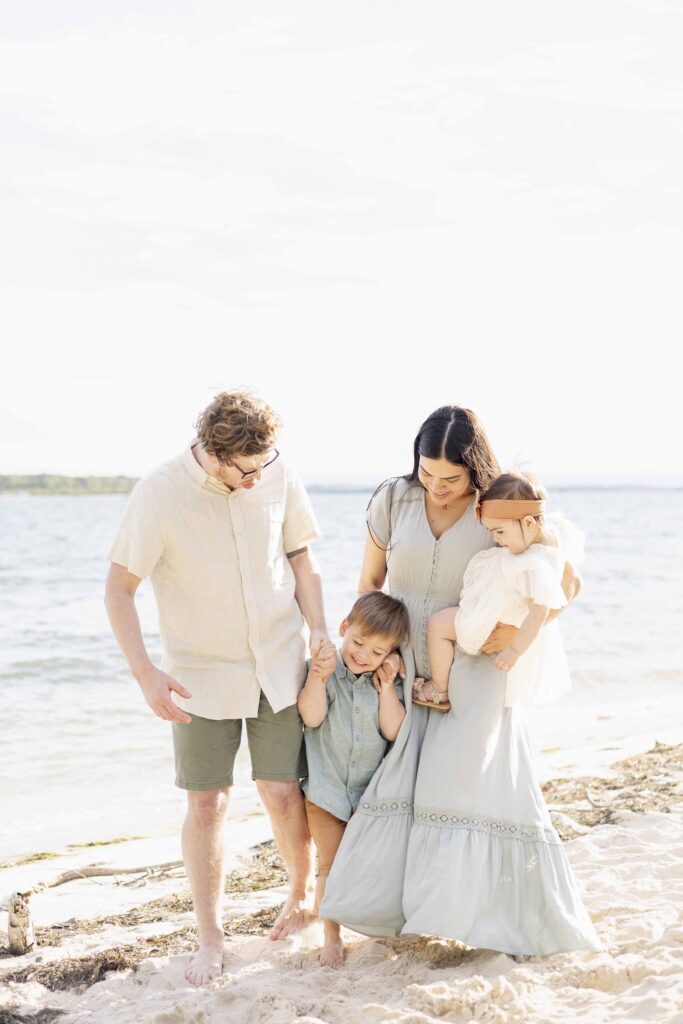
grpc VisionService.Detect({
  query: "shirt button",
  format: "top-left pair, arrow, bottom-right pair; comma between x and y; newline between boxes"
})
351,761 -> 357,767
354,707 -> 360,714
354,734 -> 360,741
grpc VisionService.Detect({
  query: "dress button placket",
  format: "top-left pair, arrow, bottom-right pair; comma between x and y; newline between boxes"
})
422,541 -> 439,671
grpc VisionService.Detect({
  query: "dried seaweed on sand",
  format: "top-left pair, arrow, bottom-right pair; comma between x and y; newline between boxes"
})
2,745 -> 681,997
544,741 -> 682,838
0,1010 -> 65,1024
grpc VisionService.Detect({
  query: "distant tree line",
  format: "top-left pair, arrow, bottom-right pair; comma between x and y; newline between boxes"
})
0,474 -> 137,494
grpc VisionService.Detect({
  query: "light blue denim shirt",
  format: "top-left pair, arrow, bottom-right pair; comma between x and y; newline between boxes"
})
302,651 -> 404,822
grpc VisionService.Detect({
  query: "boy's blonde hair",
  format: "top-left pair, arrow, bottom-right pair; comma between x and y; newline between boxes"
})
347,592 -> 409,646
195,389 -> 281,464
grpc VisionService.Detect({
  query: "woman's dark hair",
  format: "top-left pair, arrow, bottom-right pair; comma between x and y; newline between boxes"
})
407,406 -> 500,493
366,406 -> 500,551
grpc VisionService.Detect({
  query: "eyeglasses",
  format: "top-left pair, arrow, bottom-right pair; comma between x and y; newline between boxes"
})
230,448 -> 280,479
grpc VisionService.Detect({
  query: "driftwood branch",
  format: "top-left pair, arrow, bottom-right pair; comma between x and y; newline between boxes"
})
4,861 -> 185,956
8,893 -> 35,955
37,860 -> 185,893
2,860 -> 185,906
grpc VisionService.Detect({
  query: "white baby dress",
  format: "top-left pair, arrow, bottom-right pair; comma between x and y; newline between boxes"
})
454,513 -> 584,707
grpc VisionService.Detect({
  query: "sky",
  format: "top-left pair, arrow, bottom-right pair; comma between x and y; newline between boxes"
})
1,0 -> 682,482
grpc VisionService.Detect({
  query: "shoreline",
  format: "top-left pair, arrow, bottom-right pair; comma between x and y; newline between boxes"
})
2,741 -> 682,1024
5,707 -> 682,866
3,475 -> 683,496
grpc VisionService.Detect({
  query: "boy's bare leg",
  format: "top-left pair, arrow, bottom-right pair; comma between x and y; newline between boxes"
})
182,787 -> 229,985
314,872 -> 344,967
256,780 -> 314,939
306,801 -> 346,966
320,915 -> 345,968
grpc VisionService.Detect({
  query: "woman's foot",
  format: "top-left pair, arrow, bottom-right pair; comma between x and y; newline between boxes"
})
320,922 -> 345,968
412,677 -> 451,712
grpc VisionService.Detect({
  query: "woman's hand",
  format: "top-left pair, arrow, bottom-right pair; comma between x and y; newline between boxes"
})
561,561 -> 581,603
481,622 -> 519,654
495,646 -> 519,672
372,651 -> 406,692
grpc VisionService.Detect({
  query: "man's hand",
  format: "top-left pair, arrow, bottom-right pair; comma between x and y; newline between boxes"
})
309,628 -> 331,660
310,640 -> 337,683
138,666 -> 193,723
495,646 -> 519,672
481,622 -> 519,654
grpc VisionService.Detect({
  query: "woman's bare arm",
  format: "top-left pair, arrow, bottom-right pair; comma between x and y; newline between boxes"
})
358,532 -> 388,594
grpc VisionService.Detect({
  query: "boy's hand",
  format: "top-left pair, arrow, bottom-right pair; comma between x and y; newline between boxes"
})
495,646 -> 519,672
311,640 -> 337,682
376,652 -> 401,689
372,650 -> 405,692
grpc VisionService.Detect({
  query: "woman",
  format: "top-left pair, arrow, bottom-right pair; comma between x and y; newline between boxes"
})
320,406 -> 599,955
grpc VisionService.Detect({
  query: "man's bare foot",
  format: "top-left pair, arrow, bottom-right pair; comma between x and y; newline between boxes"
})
269,895 -> 312,940
320,924 -> 344,967
185,940 -> 224,986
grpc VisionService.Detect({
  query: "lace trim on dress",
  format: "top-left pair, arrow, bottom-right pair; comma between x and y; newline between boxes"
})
413,805 -> 562,846
358,797 -> 414,817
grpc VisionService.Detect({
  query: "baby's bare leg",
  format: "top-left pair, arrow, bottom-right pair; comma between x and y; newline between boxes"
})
427,607 -> 458,692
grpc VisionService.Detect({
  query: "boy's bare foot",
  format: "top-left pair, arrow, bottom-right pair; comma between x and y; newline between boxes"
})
269,894 -> 313,940
320,929 -> 345,968
185,940 -> 224,986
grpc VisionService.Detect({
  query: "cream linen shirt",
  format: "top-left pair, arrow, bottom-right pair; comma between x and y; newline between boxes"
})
108,444 -> 320,720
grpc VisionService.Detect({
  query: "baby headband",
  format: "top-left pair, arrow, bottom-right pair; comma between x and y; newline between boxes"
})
476,498 -> 546,520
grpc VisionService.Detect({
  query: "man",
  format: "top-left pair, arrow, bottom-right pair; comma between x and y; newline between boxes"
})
105,389 -> 329,985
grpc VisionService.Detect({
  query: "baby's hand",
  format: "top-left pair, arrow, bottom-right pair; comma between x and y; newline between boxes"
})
495,646 -> 519,672
377,652 -> 401,689
311,640 -> 337,682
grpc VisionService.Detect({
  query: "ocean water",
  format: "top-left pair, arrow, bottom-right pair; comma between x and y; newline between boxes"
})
1,487 -> 682,859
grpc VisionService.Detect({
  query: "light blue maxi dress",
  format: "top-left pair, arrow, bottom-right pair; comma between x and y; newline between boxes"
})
320,478 -> 600,956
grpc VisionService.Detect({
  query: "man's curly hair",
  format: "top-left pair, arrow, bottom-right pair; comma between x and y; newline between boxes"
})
195,390 -> 282,464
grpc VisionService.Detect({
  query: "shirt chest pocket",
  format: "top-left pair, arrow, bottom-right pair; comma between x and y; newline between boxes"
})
250,500 -> 286,559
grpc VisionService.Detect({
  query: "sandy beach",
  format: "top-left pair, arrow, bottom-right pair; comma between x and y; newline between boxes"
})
2,741 -> 682,1024
3,1 -> 683,1019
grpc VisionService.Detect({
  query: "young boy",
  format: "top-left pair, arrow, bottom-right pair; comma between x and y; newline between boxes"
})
298,591 -> 409,967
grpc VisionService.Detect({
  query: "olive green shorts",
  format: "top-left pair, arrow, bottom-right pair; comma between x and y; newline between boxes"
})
172,691 -> 306,791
